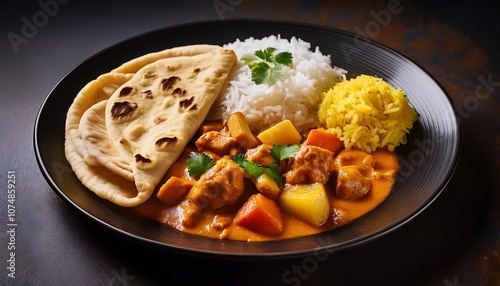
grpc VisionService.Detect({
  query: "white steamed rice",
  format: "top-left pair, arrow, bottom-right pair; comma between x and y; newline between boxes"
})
210,35 -> 346,133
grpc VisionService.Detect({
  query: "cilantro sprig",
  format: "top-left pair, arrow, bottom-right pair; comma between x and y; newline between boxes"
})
233,154 -> 263,178
186,152 -> 214,179
233,144 -> 299,187
270,144 -> 299,161
263,163 -> 282,187
233,154 -> 283,187
186,144 -> 300,186
241,47 -> 293,86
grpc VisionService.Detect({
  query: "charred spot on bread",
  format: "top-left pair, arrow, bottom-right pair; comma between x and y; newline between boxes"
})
155,136 -> 178,148
111,101 -> 138,119
142,90 -> 153,99
172,88 -> 186,97
179,96 -> 194,109
144,71 -> 156,78
119,87 -> 134,97
154,117 -> 166,125
135,154 -> 152,164
161,76 -> 180,91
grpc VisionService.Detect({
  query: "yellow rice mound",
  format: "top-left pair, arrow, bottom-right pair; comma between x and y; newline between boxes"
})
318,74 -> 418,152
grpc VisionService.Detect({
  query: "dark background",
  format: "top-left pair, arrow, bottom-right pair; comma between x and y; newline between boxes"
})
1,0 -> 499,285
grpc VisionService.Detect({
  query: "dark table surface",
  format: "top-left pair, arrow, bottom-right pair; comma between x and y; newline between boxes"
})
1,0 -> 499,285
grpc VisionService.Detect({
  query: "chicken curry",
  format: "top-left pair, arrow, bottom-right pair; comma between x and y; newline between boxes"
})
133,112 -> 399,241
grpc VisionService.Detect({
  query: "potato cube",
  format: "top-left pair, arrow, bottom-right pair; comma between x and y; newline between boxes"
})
227,112 -> 259,149
257,120 -> 302,145
255,173 -> 280,199
279,183 -> 330,226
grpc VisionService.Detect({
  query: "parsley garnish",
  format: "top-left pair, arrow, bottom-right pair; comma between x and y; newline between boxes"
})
241,47 -> 293,86
270,144 -> 299,161
186,152 -> 214,179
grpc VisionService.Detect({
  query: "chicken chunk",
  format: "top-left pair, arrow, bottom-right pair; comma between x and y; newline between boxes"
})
195,131 -> 238,157
332,150 -> 374,200
335,166 -> 371,200
180,156 -> 247,227
245,144 -> 276,167
285,145 -> 335,185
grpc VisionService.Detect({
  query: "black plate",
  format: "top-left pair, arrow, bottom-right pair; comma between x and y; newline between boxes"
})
34,20 -> 460,258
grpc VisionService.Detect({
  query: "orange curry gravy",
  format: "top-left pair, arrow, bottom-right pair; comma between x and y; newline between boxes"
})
132,124 -> 399,242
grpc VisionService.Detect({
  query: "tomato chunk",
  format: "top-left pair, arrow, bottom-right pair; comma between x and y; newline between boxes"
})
233,193 -> 283,236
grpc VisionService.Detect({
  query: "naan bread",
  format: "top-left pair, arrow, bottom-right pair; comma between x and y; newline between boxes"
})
65,73 -> 142,206
71,45 -> 218,175
105,47 -> 236,202
79,100 -> 134,181
66,73 -> 133,167
65,133 -> 140,205
111,44 -> 221,74
64,45 -> 236,207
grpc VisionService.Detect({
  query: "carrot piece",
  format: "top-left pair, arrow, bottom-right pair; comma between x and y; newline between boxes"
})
233,193 -> 283,236
156,176 -> 193,205
305,129 -> 343,153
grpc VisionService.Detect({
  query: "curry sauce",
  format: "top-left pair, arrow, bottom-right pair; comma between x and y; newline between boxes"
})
132,123 -> 399,241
